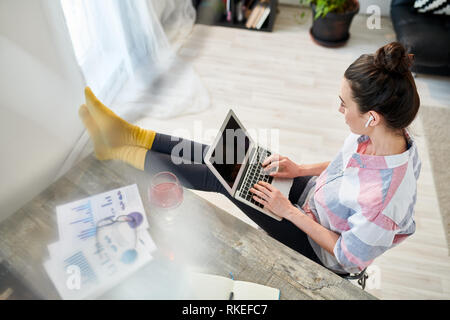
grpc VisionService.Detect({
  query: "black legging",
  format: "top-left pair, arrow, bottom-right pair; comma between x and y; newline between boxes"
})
145,133 -> 324,267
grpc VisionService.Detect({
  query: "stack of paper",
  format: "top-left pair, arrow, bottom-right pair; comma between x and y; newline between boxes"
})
44,184 -> 157,300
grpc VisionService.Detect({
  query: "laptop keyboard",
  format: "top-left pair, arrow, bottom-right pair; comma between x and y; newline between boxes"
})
238,147 -> 273,208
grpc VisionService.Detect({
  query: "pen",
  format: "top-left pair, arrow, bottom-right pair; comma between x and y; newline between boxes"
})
229,272 -> 234,300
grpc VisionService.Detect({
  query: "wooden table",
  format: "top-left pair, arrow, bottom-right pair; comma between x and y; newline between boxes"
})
0,154 -> 376,300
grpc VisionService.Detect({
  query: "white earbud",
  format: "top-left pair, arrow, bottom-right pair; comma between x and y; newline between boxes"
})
365,115 -> 374,128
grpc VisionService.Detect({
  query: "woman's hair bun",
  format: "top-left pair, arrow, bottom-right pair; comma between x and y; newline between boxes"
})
374,42 -> 413,75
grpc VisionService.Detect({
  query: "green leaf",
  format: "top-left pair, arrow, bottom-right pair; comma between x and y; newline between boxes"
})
311,0 -> 351,19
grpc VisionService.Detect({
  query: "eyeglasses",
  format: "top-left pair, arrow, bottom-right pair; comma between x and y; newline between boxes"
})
95,212 -> 143,264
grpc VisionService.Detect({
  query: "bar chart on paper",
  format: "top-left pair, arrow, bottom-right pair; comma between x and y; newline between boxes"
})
64,250 -> 98,285
71,195 -> 115,241
44,184 -> 156,299
69,200 -> 96,241
56,192 -> 119,247
56,185 -> 149,248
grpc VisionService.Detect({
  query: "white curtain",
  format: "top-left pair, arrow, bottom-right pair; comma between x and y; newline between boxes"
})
53,0 -> 210,179
60,0 -> 210,121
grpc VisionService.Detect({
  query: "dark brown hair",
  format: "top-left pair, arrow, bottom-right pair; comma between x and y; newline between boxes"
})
344,42 -> 420,131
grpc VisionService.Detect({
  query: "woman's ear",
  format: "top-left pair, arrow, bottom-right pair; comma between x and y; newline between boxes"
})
365,111 -> 381,128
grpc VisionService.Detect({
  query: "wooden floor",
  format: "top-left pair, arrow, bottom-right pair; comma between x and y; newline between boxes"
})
139,5 -> 450,299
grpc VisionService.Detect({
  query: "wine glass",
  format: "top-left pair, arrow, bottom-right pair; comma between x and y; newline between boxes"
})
148,171 -> 183,210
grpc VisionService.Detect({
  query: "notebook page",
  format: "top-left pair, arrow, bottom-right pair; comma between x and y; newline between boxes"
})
187,273 -> 234,300
232,281 -> 280,300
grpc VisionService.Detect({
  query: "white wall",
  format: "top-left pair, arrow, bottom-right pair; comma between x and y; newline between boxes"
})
280,0 -> 391,16
0,0 -> 85,222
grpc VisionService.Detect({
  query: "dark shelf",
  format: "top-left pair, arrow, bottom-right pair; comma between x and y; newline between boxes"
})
195,0 -> 278,32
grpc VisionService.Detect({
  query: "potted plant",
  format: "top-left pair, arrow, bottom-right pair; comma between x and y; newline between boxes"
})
300,0 -> 360,47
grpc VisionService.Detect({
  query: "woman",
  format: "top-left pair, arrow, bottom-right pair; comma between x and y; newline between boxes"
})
79,42 -> 421,275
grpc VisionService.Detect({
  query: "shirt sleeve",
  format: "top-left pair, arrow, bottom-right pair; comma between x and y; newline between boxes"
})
333,210 -> 399,274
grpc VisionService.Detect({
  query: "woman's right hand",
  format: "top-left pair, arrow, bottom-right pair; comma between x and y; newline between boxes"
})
261,154 -> 302,179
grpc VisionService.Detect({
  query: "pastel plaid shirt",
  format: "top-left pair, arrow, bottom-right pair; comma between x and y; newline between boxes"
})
296,130 -> 421,274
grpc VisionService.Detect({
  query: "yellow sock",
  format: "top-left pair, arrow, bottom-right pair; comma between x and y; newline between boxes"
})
84,87 -> 156,149
108,145 -> 148,171
79,104 -> 148,171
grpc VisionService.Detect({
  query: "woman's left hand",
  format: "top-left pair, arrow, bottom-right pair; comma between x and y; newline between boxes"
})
249,181 -> 295,219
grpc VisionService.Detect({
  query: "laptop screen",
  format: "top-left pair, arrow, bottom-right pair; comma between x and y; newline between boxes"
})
210,115 -> 251,188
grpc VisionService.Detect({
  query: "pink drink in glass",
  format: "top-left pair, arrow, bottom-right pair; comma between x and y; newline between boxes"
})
148,172 -> 183,209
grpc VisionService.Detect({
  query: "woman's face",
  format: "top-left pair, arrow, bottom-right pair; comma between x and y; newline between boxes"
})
339,78 -> 368,134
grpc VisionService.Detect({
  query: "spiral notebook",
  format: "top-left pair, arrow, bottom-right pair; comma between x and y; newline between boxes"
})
187,273 -> 280,300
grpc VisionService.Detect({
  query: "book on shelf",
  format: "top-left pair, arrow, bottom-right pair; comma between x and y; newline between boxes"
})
256,6 -> 271,29
245,4 -> 260,28
244,0 -> 271,30
226,0 -> 232,21
252,4 -> 266,28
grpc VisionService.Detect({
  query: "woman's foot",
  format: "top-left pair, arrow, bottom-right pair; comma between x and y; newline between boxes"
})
78,104 -> 113,160
78,104 -> 148,170
84,87 -> 156,149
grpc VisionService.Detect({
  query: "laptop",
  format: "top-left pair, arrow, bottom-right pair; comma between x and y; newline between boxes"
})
204,109 -> 294,221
